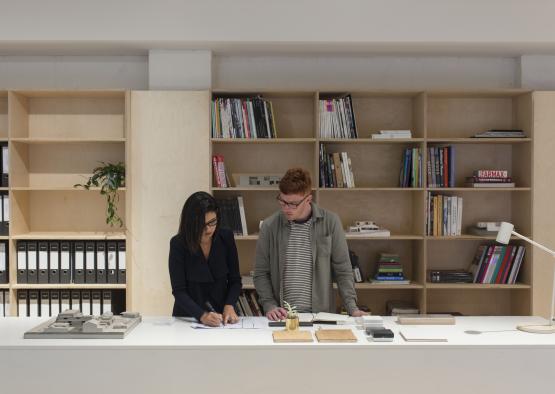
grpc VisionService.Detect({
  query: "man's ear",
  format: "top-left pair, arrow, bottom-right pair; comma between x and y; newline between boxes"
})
307,194 -> 313,204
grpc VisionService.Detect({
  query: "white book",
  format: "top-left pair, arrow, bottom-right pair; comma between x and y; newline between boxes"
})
2,145 -> 8,174
237,196 -> 248,236
400,327 -> 449,342
2,195 -> 8,222
457,197 -> 463,236
0,291 -> 4,317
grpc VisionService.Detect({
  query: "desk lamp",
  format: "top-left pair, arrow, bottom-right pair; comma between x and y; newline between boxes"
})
497,222 -> 555,334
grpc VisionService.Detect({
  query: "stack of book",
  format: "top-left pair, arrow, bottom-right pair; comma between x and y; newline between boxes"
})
211,96 -> 278,139
467,244 -> 526,284
371,129 -> 412,139
474,129 -> 526,138
319,144 -> 356,188
318,94 -> 358,139
215,196 -> 248,236
427,146 -> 455,188
212,155 -> 230,188
426,192 -> 463,236
236,289 -> 264,316
370,253 -> 409,284
399,147 -> 422,187
428,270 -> 473,283
466,170 -> 515,188
386,300 -> 419,316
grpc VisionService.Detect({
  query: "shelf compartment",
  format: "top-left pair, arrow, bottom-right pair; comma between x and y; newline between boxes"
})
212,143 -> 315,188
320,138 -> 424,144
319,190 -> 425,236
425,142 -> 531,188
10,141 -> 125,188
340,288 -> 425,316
427,92 -> 532,139
319,91 -> 425,138
10,91 -> 126,139
321,141 -> 425,188
211,138 -> 315,144
11,284 -> 126,290
10,190 -> 126,235
427,288 -> 531,315
10,138 -> 126,144
425,283 -> 530,289
212,91 -> 316,139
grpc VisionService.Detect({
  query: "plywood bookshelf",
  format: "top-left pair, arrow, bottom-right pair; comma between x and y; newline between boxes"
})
1,90 -> 128,317
211,89 -> 534,316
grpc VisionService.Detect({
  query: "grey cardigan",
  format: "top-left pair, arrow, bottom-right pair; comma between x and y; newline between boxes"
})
253,203 -> 358,314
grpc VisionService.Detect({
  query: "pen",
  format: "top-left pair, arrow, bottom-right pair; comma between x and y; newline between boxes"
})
204,301 -> 223,325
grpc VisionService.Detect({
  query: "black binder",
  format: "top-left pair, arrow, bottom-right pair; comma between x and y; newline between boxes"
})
73,242 -> 85,284
27,241 -> 38,284
48,241 -> 60,284
117,240 -> 126,284
60,241 -> 71,283
38,241 -> 49,284
70,290 -> 81,312
85,241 -> 96,283
50,290 -> 60,316
102,290 -> 112,314
107,241 -> 118,283
18,290 -> 28,317
96,241 -> 107,283
16,241 -> 27,283
40,290 -> 50,317
0,143 -> 8,187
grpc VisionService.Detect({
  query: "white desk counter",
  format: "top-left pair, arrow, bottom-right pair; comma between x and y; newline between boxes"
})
1,316 -> 554,394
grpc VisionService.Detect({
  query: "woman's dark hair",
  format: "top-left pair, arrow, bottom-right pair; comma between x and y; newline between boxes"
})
178,191 -> 220,253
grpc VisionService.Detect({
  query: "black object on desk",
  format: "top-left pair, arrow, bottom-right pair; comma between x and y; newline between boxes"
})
268,321 -> 314,327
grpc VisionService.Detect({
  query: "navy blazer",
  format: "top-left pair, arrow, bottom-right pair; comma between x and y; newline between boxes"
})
168,228 -> 242,319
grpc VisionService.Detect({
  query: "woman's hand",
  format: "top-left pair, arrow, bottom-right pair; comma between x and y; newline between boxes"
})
200,312 -> 223,327
222,305 -> 239,325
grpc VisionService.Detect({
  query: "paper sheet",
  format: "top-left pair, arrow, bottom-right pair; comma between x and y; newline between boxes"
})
191,316 -> 269,329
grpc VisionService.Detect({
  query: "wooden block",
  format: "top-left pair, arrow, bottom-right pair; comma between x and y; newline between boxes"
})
272,330 -> 314,343
397,314 -> 456,325
315,329 -> 357,343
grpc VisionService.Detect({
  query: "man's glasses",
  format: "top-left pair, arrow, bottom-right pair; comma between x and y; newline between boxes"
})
205,217 -> 218,228
276,194 -> 309,209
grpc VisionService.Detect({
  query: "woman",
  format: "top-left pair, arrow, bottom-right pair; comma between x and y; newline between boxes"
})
169,192 -> 242,326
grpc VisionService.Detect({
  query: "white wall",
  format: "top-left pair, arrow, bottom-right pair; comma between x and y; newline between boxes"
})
213,55 -> 518,90
0,56 -> 147,89
2,1 -> 555,55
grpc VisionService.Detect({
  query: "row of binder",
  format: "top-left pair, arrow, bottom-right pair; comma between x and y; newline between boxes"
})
17,240 -> 126,284
0,241 -> 7,284
17,289 -> 117,317
0,290 -> 9,317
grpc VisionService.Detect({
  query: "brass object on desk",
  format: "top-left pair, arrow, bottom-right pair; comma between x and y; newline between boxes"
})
285,315 -> 299,331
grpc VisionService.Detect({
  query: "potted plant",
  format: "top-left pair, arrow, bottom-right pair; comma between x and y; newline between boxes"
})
283,301 -> 299,331
74,162 -> 125,227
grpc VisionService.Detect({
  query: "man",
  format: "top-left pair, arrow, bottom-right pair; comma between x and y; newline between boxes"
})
254,167 -> 366,321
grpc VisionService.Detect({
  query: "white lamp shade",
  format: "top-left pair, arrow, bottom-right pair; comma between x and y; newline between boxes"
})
496,222 -> 514,244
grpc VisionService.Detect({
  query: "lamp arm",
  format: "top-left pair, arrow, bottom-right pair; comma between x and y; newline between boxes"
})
512,230 -> 555,325
511,230 -> 555,257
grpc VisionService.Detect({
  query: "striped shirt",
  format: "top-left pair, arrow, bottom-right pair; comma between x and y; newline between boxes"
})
282,218 -> 313,312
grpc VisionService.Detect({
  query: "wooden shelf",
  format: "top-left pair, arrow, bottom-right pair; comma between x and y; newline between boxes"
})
427,138 -> 531,144
235,235 -> 260,241
11,187 -> 127,192
0,284 -> 9,290
319,138 -> 424,144
211,138 -> 315,144
426,283 -> 531,290
428,187 -> 532,192
346,234 -> 424,240
213,187 -> 316,192
10,138 -> 126,144
0,187 -> 8,191
320,187 -> 424,192
12,232 -> 126,240
335,282 -> 424,290
0,236 -> 8,240
426,235 -> 524,241
11,284 -> 126,290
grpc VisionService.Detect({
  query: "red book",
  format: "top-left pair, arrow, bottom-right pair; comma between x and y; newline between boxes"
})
495,245 -> 512,284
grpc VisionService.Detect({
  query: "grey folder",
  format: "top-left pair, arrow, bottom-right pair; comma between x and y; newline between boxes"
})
38,242 -> 49,284
48,241 -> 60,283
107,241 -> 118,283
40,290 -> 50,317
85,241 -> 96,283
60,290 -> 71,312
60,242 -> 71,283
27,242 -> 38,284
70,290 -> 81,312
117,241 -> 126,284
81,290 -> 91,315
96,242 -> 107,283
50,290 -> 61,316
17,241 -> 27,283
73,242 -> 85,284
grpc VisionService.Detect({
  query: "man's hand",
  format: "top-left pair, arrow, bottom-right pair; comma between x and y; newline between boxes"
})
266,307 -> 288,321
222,305 -> 239,325
351,309 -> 368,317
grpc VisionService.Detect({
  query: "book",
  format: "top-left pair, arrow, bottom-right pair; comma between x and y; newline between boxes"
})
399,327 -> 449,342
397,314 -> 456,325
